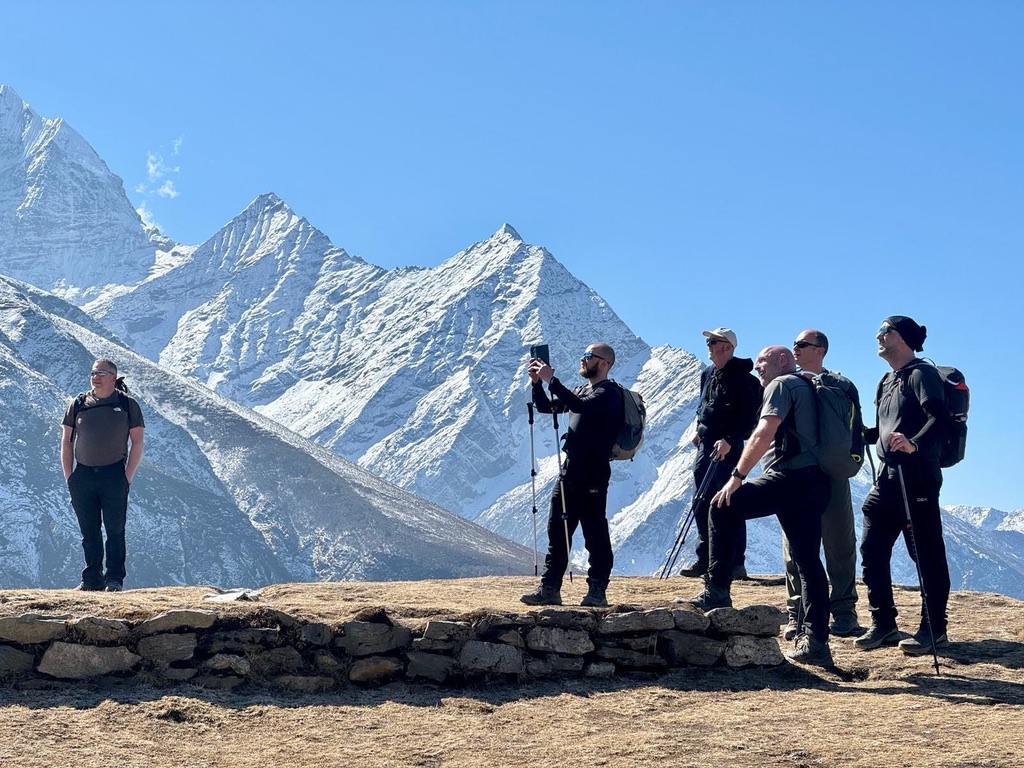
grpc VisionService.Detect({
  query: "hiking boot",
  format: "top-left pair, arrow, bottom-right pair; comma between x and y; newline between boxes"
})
786,633 -> 834,667
519,584 -> 562,606
783,618 -> 801,642
687,584 -> 731,611
731,565 -> 749,581
898,627 -> 949,656
829,613 -> 862,637
677,561 -> 708,578
75,582 -> 103,592
854,623 -> 900,650
105,581 -> 123,592
580,579 -> 608,608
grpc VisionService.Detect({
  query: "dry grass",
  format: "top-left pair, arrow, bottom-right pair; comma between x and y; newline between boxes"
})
1,575 -> 1022,768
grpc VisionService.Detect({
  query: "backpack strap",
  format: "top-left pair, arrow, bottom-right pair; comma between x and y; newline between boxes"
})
772,374 -> 812,460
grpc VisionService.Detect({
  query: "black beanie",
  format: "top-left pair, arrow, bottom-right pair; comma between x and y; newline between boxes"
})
884,315 -> 927,352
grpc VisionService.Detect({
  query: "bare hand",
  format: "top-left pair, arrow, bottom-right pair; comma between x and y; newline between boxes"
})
528,360 -> 542,383
713,438 -> 732,461
529,360 -> 554,383
712,476 -> 742,508
691,435 -> 700,448
887,432 -> 916,454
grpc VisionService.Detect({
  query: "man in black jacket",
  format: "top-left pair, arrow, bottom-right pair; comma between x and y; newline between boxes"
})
521,342 -> 623,608
680,328 -> 761,579
855,316 -> 951,655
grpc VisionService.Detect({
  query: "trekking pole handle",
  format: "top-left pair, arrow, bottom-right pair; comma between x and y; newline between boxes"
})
527,402 -> 534,425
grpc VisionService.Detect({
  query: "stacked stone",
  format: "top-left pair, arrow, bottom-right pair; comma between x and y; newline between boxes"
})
0,603 -> 786,691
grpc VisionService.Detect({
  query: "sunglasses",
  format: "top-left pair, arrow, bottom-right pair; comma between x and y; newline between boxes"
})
581,351 -> 606,361
90,370 -> 116,377
878,324 -> 894,336
705,338 -> 729,347
793,341 -> 822,349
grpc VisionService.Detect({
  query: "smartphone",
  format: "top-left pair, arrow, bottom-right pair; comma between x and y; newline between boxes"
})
530,344 -> 550,365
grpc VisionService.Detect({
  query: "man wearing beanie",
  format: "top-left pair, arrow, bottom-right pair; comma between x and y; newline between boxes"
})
856,315 -> 951,656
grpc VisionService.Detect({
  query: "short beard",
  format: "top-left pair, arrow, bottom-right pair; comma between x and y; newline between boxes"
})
581,364 -> 599,379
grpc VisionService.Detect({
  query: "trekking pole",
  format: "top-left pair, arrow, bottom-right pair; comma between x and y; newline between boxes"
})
659,458 -> 720,579
526,403 -> 539,576
896,464 -> 942,676
552,409 -> 573,584
865,448 -> 877,485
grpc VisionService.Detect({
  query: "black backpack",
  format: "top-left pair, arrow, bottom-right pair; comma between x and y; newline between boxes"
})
610,382 -> 646,461
934,365 -> 969,468
875,362 -> 969,469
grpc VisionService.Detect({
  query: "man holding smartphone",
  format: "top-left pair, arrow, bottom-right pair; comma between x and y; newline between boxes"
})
521,342 -> 623,608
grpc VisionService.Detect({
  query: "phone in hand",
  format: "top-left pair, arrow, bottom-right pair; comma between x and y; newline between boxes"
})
530,344 -> 550,366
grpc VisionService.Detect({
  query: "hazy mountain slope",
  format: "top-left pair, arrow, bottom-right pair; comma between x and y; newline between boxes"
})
0,276 -> 531,587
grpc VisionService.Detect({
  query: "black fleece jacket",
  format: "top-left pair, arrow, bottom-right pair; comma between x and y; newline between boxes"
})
695,356 -> 762,447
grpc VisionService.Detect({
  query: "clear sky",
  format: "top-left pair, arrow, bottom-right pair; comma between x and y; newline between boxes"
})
3,2 -> 1021,510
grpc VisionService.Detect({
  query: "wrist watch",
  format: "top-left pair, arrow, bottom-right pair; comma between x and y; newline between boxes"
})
730,467 -> 747,481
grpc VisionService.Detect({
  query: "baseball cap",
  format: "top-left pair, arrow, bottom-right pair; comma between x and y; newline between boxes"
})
702,327 -> 738,347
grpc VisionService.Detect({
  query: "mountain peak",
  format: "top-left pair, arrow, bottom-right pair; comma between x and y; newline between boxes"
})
493,223 -> 522,242
0,84 -> 24,108
249,192 -> 288,213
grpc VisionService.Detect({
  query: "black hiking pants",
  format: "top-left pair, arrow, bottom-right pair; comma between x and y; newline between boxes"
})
708,465 -> 831,638
69,461 -> 130,588
541,471 -> 613,588
861,460 -> 949,633
692,440 -> 746,571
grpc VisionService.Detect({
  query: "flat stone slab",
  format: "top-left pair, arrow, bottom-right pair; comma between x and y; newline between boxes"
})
349,656 -> 404,685
335,622 -> 412,657
0,615 -> 68,644
723,635 -> 786,667
137,633 -> 197,663
526,626 -> 594,655
136,610 -> 217,636
598,608 -> 676,635
0,644 -> 35,675
658,630 -> 726,667
709,605 -> 786,636
458,640 -> 523,674
72,616 -> 130,645
38,642 -> 140,679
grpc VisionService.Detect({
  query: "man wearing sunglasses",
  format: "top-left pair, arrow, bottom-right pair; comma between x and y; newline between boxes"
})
785,329 -> 863,641
692,345 -> 833,666
60,358 -> 145,592
680,328 -> 761,579
521,342 -> 622,608
856,316 -> 950,656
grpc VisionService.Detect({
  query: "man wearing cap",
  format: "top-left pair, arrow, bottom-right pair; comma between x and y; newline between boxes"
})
785,329 -> 862,640
681,328 -> 761,579
856,316 -> 951,655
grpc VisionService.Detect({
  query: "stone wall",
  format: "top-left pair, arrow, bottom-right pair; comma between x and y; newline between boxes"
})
0,603 -> 787,691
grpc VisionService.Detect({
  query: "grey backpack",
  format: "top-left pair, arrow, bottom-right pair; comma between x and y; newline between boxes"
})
610,383 -> 646,461
805,371 -> 865,479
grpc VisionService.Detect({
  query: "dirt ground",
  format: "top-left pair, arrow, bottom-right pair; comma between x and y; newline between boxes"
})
1,575 -> 1021,768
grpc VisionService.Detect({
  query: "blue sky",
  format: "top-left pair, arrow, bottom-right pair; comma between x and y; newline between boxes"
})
3,3 -> 1021,510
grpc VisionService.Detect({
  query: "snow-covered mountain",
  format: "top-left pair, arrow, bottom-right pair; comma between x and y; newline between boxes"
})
2,83 -> 1022,597
0,275 -> 532,587
0,85 -> 181,303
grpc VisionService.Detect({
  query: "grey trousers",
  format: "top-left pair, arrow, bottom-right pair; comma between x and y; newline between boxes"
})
782,477 -> 859,622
